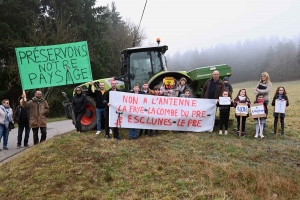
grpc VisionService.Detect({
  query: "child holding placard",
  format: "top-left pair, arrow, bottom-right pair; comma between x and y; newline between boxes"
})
233,89 -> 251,136
271,86 -> 289,136
253,93 -> 268,138
216,89 -> 233,135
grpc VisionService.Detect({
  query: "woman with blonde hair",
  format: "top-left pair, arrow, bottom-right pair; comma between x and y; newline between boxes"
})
0,99 -> 14,150
254,72 -> 272,129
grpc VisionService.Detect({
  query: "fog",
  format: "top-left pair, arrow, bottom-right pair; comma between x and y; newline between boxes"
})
97,0 -> 300,82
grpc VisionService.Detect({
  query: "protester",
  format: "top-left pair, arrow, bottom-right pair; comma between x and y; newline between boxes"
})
178,77 -> 188,97
139,82 -> 150,137
216,89 -> 233,135
254,72 -> 272,129
223,76 -> 233,95
201,70 -> 225,99
253,93 -> 268,138
0,99 -> 14,150
14,99 -> 30,148
271,86 -> 289,136
22,91 -> 49,145
72,87 -> 87,134
88,81 -> 106,135
103,80 -> 121,140
233,89 -> 251,137
148,86 -> 160,136
129,84 -> 143,139
180,89 -> 191,98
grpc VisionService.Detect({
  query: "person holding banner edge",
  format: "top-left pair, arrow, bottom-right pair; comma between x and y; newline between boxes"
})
72,87 -> 87,134
22,91 -> 49,145
103,79 -> 121,140
233,89 -> 251,137
271,86 -> 289,136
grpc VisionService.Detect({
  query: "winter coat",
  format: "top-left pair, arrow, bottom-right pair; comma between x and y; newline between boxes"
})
271,95 -> 289,118
0,106 -> 13,126
216,101 -> 233,113
201,78 -> 225,99
72,93 -> 87,113
254,81 -> 272,101
88,85 -> 105,109
233,97 -> 251,118
23,97 -> 49,128
224,82 -> 233,95
14,105 -> 30,124
103,88 -> 120,111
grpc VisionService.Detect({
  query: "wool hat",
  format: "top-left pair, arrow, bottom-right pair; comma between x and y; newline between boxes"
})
223,77 -> 229,81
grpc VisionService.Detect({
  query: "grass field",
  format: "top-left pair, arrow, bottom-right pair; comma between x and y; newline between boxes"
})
0,81 -> 299,199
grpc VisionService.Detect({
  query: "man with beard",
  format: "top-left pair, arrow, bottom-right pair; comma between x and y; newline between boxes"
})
22,90 -> 49,145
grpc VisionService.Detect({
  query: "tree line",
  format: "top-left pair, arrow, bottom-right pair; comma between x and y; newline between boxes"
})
0,0 -> 144,117
167,35 -> 300,83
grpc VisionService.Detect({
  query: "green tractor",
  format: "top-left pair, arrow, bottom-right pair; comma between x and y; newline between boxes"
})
62,41 -> 232,131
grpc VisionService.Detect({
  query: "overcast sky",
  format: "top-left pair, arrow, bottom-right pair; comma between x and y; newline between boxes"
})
96,0 -> 300,56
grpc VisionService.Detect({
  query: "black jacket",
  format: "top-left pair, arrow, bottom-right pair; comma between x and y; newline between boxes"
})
14,105 -> 30,124
216,101 -> 233,112
103,88 -> 119,110
72,93 -> 87,113
88,85 -> 106,109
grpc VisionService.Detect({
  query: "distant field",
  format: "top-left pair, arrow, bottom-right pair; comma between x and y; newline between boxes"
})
0,80 -> 299,199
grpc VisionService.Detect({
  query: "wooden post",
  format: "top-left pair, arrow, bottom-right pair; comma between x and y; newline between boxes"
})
276,113 -> 281,136
239,114 -> 242,137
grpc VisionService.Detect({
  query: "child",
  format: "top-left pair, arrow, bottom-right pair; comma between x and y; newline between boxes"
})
139,82 -> 150,137
233,89 -> 251,137
253,93 -> 268,138
216,89 -> 233,135
271,86 -> 289,136
178,77 -> 188,97
128,84 -> 142,139
180,89 -> 191,98
223,77 -> 233,95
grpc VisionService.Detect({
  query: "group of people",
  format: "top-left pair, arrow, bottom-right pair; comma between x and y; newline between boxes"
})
213,71 -> 289,138
0,91 -> 49,150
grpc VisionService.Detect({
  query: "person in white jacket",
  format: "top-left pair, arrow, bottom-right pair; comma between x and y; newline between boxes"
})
0,99 -> 14,150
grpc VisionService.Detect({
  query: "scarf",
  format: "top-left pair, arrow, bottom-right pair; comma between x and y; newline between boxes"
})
32,97 -> 44,103
257,99 -> 266,110
178,85 -> 185,93
277,94 -> 283,100
0,105 -> 11,128
238,96 -> 246,102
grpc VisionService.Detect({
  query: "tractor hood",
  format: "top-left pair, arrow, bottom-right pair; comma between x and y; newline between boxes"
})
148,71 -> 192,89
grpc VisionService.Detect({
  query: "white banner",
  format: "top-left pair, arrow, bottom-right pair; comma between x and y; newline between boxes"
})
109,91 -> 217,132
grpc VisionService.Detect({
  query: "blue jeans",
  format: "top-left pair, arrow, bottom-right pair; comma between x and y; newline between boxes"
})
129,128 -> 138,139
0,124 -> 9,147
17,123 -> 31,146
96,108 -> 105,131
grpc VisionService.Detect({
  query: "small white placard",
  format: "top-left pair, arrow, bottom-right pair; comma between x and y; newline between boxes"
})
275,100 -> 286,113
251,104 -> 265,116
236,104 -> 248,115
219,97 -> 231,105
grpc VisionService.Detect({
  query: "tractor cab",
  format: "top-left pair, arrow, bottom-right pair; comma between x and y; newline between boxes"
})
119,44 -> 168,90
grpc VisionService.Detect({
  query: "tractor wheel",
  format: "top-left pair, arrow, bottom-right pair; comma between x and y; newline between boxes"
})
71,96 -> 97,132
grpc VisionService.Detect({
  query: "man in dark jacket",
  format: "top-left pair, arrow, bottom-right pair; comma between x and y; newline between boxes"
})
89,81 -> 106,135
14,99 -> 30,148
103,80 -> 121,140
201,70 -> 225,99
72,87 -> 87,134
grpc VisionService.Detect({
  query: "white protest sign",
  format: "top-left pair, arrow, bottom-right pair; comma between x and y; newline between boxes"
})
235,103 -> 248,116
250,103 -> 265,118
275,99 -> 286,113
219,97 -> 231,105
109,91 -> 217,132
